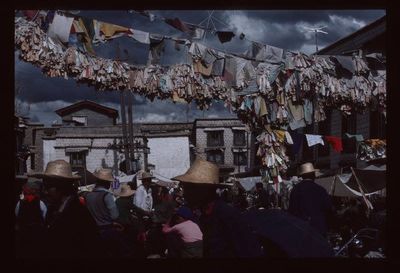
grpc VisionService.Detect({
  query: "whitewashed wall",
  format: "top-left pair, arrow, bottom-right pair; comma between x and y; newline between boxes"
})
43,139 -> 57,170
147,136 -> 190,179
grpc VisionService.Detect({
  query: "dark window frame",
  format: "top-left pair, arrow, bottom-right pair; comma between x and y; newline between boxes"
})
233,130 -> 246,146
69,151 -> 87,167
206,149 -> 225,165
233,152 -> 248,166
207,130 -> 224,147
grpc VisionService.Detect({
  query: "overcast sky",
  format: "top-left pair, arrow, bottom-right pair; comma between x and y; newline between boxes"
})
14,10 -> 385,125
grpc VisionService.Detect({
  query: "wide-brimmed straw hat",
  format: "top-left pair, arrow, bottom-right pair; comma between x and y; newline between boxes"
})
298,162 -> 316,176
114,183 -> 135,197
172,158 -> 219,185
28,160 -> 81,181
93,168 -> 114,183
140,172 -> 154,180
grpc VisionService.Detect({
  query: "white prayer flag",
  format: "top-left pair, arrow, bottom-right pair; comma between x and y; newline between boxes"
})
305,134 -> 325,147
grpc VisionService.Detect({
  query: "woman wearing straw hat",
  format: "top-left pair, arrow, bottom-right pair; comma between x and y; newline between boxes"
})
288,162 -> 334,237
28,160 -> 102,258
172,158 -> 264,258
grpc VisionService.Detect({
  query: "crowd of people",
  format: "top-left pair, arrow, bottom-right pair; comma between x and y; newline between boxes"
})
15,158 -> 385,258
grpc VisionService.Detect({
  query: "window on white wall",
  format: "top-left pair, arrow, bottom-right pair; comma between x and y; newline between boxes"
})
233,130 -> 246,146
207,131 -> 224,147
207,149 -> 224,165
234,152 -> 247,165
69,151 -> 87,185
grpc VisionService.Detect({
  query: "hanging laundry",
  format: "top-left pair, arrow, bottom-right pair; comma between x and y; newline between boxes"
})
47,13 -> 74,43
253,96 -> 261,115
245,42 -> 284,64
259,97 -> 268,117
216,31 -> 235,43
264,44 -> 284,64
273,130 -> 286,143
165,18 -> 205,39
148,35 -> 165,65
193,60 -> 212,76
334,55 -> 355,74
324,136 -> 343,153
285,131 -> 294,145
81,17 -> 95,42
287,99 -> 304,121
345,133 -> 364,142
303,99 -> 313,125
128,28 -> 150,44
294,70 -> 301,102
99,22 -> 132,39
72,18 -> 95,55
305,134 -> 324,147
23,10 -> 39,20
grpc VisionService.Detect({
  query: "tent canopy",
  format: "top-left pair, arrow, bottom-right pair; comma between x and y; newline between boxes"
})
314,166 -> 386,197
236,176 -> 262,192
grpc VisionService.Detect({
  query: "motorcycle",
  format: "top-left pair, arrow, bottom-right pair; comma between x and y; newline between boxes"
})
329,228 -> 385,258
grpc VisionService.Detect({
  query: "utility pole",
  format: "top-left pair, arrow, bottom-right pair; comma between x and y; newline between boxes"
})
127,91 -> 135,173
116,41 -> 131,174
120,91 -> 131,174
302,26 -> 328,54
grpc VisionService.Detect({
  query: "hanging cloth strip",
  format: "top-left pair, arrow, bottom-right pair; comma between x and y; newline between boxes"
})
324,136 -> 343,153
305,134 -> 325,147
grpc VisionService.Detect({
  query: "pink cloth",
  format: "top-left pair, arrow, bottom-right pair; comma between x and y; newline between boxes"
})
162,220 -> 203,243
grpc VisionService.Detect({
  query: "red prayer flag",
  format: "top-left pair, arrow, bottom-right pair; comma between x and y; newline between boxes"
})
324,136 -> 343,153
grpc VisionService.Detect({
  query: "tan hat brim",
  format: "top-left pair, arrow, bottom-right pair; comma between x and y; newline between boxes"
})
28,172 -> 81,180
172,174 -> 216,185
95,177 -> 114,183
116,190 -> 135,197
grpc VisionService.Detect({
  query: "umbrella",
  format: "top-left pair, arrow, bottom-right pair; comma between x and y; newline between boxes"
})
243,209 -> 334,257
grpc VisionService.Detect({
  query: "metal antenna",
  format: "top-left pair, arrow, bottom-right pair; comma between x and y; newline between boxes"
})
302,25 -> 328,53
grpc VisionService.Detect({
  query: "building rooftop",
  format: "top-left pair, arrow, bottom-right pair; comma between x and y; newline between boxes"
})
55,100 -> 119,119
194,118 -> 245,128
316,15 -> 386,55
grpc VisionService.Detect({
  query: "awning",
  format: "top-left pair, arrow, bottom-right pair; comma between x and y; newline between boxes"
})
65,147 -> 89,153
314,167 -> 386,197
203,128 -> 225,131
232,127 -> 246,130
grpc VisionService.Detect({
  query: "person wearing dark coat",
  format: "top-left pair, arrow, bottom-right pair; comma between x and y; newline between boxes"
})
288,162 -> 334,237
254,182 -> 269,209
172,158 -> 264,258
28,160 -> 102,258
15,181 -> 47,258
114,182 -> 147,257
